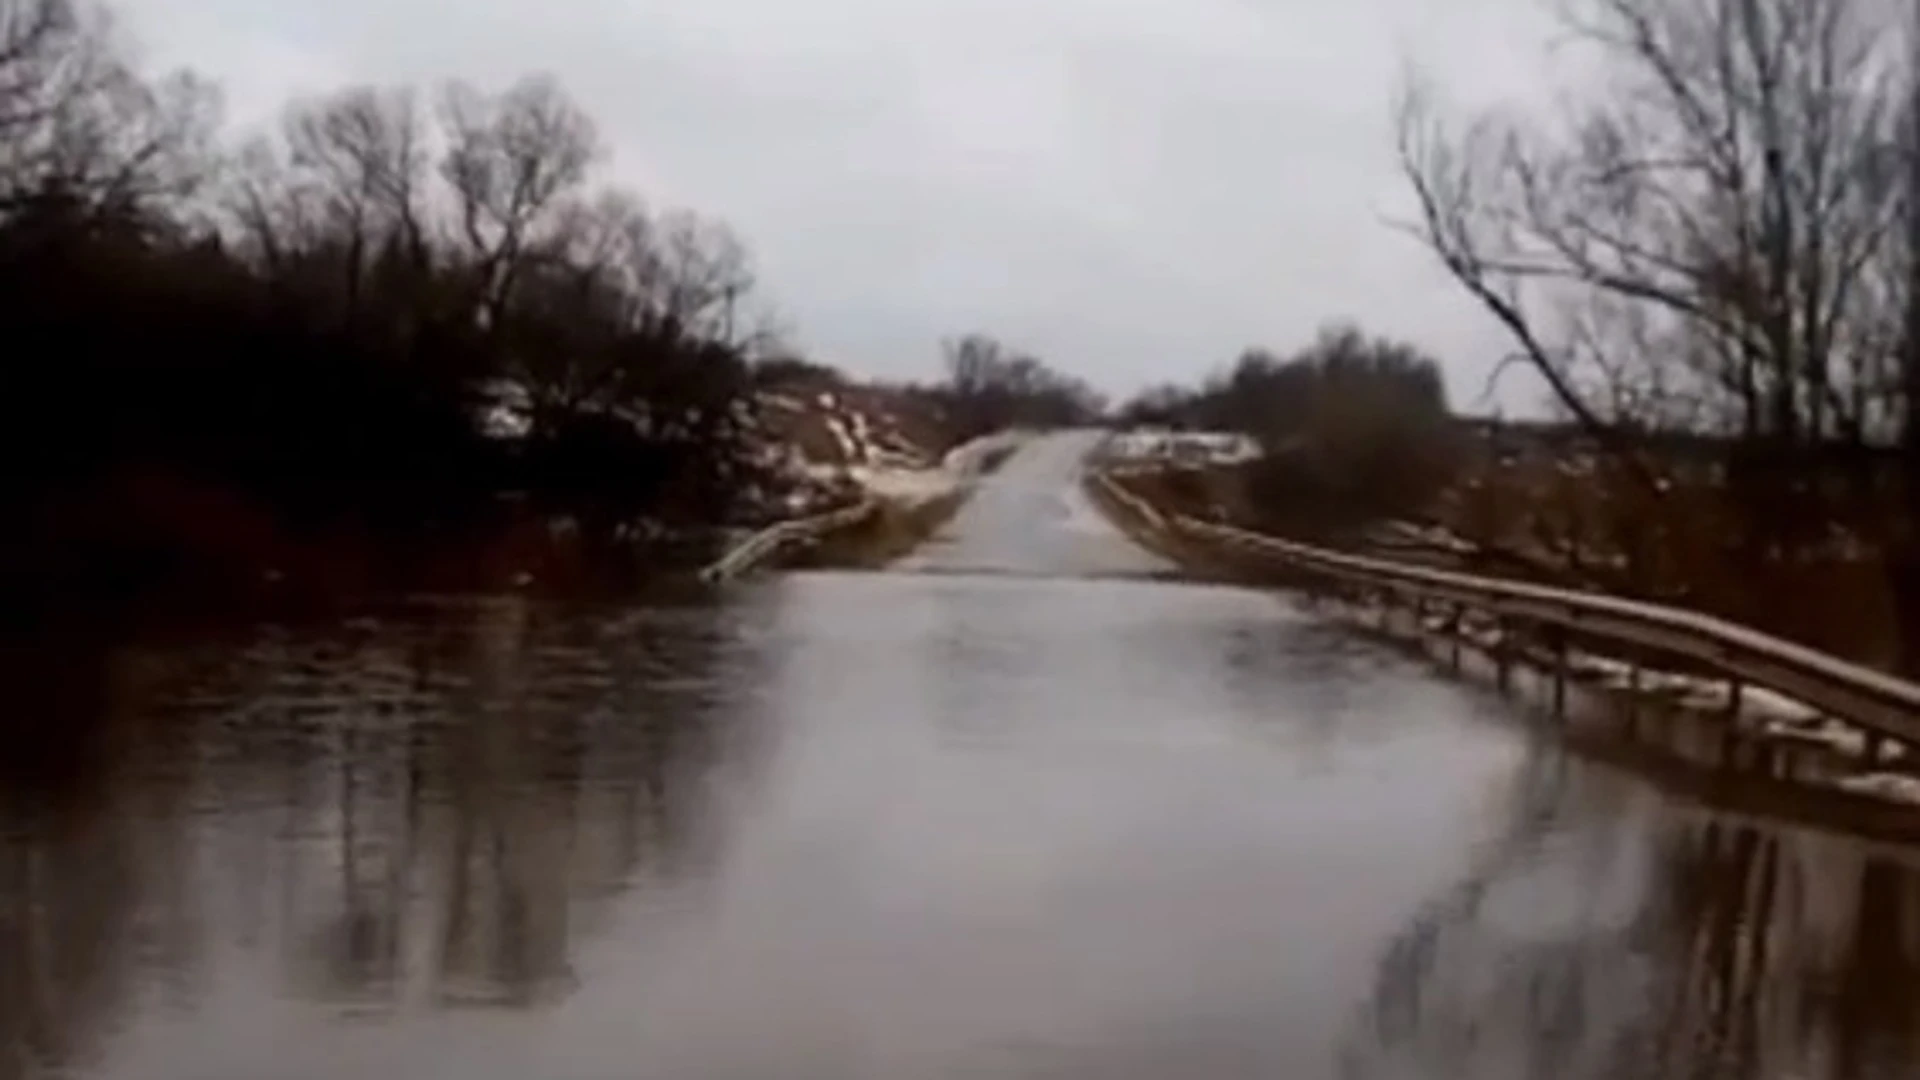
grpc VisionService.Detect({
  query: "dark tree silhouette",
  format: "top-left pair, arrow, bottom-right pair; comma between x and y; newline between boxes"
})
924,333 -> 1105,441
1116,322 -> 1460,532
0,0 -> 782,611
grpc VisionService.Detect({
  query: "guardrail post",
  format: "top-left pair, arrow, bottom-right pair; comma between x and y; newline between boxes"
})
1718,678 -> 1746,770
1495,618 -> 1513,695
1550,626 -> 1569,721
1866,732 -> 1890,766
1447,604 -> 1462,672
1624,656 -> 1643,739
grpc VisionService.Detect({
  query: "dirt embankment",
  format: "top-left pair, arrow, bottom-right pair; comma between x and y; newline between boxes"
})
742,378 -> 965,514
716,373 -> 1029,573
741,430 -> 1029,573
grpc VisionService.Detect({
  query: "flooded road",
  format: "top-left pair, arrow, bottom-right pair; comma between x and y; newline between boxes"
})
6,434 -> 1920,1079
898,430 -> 1172,578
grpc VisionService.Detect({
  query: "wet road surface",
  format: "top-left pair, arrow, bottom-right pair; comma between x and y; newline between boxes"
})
897,430 -> 1171,578
6,434 -> 1920,1079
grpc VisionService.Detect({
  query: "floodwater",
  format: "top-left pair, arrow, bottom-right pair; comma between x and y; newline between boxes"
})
5,434 -> 1920,1080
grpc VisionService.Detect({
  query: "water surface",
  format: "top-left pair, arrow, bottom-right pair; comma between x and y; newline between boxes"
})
5,434 -> 1919,1080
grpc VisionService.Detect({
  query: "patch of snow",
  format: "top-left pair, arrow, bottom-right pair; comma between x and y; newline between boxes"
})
1736,685 -> 1824,723
1761,717 -> 1871,757
845,410 -> 874,461
1462,624 -> 1507,650
480,405 -> 531,439
1567,650 -> 1628,675
1106,428 -> 1259,464
1559,649 -> 1824,724
823,416 -> 858,463
1378,520 -> 1478,554
1834,772 -> 1920,805
850,466 -> 960,506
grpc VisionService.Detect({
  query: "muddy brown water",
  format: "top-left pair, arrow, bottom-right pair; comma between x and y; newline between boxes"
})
4,433 -> 1919,1080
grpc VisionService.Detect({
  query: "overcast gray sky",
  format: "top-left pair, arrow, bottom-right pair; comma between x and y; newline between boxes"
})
118,0 -> 1558,409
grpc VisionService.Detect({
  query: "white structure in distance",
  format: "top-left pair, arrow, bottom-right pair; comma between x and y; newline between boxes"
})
1103,428 -> 1260,465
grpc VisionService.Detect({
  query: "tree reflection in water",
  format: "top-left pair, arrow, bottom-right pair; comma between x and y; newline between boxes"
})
1342,744 -> 1920,1080
11,591 -> 1920,1080
0,591 -> 752,1076
0,643 -> 156,1080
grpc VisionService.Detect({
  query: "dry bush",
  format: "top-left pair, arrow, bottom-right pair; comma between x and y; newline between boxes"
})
1437,439 -> 1905,666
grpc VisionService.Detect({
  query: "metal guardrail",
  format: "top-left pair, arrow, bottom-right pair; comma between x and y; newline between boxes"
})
699,500 -> 878,584
1089,469 -> 1920,747
701,431 -> 1028,585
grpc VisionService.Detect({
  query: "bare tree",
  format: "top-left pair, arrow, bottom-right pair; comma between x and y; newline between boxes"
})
494,189 -> 651,418
934,333 -> 1102,437
232,85 -> 436,314
942,333 -> 1008,397
1397,0 -> 1908,510
0,0 -> 217,226
0,32 -> 786,581
438,75 -> 598,329
221,133 -> 319,277
1881,18 -> 1920,661
645,209 -> 756,347
286,87 -> 431,263
0,0 -> 83,171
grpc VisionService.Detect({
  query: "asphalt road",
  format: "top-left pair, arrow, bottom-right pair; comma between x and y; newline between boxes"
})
897,430 -> 1174,578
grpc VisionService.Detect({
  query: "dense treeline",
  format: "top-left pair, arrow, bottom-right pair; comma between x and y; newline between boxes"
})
1399,0 -> 1920,664
0,0 -> 777,606
1117,323 -> 1459,531
919,333 -> 1106,443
